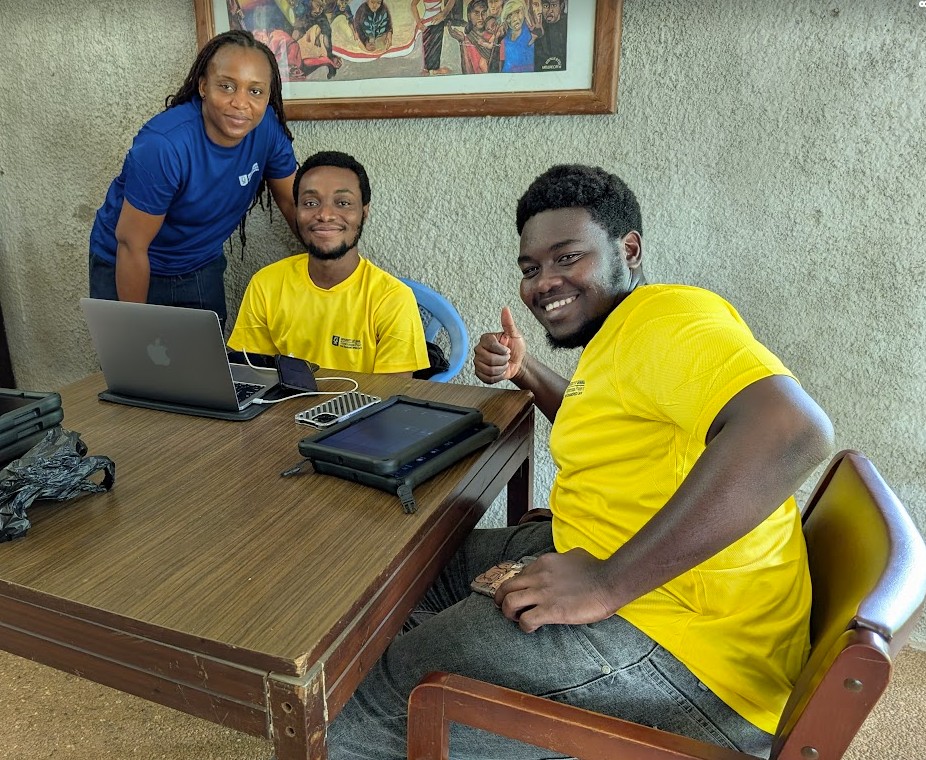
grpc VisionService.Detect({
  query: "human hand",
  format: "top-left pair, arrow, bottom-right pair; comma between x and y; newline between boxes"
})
473,306 -> 527,385
495,548 -> 616,633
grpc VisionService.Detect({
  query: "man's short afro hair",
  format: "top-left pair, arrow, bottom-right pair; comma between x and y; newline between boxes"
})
516,164 -> 642,242
293,150 -> 371,206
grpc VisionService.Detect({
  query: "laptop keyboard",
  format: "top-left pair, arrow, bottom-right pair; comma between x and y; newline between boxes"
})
234,381 -> 264,403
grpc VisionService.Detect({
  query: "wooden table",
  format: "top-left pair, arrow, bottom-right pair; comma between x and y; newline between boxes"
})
0,372 -> 534,760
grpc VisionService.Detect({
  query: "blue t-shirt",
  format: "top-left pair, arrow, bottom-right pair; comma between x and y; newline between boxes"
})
89,99 -> 297,275
502,26 -> 534,73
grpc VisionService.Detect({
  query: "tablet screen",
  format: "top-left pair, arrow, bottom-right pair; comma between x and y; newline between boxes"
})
319,402 -> 466,458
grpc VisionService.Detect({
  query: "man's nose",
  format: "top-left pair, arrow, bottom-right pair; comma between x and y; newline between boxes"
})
533,267 -> 563,293
316,202 -> 336,219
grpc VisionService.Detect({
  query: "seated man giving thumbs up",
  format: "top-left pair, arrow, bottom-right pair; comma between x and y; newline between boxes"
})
324,164 -> 835,760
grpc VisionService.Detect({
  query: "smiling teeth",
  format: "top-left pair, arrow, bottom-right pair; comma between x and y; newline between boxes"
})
544,296 -> 576,312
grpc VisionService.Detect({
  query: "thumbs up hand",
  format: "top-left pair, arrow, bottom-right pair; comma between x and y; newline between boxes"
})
474,306 -> 527,385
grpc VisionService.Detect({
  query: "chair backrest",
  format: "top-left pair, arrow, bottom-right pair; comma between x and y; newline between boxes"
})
772,450 -> 926,759
399,278 -> 468,382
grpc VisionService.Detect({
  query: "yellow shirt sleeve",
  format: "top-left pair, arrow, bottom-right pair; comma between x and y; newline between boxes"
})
369,282 -> 430,374
227,275 -> 280,356
615,288 -> 793,445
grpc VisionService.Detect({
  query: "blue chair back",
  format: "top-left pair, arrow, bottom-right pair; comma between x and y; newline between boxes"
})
399,278 -> 468,382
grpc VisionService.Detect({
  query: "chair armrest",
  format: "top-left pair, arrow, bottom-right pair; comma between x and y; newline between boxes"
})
408,672 -> 756,760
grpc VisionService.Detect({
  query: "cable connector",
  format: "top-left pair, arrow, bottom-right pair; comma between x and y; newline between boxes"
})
280,458 -> 311,477
397,483 -> 417,514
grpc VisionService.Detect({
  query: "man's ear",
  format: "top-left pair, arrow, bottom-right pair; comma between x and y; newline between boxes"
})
362,204 -> 370,222
198,76 -> 206,99
622,230 -> 643,268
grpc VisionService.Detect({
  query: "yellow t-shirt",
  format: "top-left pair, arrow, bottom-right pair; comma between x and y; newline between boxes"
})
550,284 -> 811,734
228,254 -> 429,374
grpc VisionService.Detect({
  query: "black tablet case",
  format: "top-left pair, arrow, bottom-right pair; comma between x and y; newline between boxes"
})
0,390 -> 64,466
296,395 -> 500,513
0,407 -> 64,450
0,389 -> 61,429
310,422 -> 499,513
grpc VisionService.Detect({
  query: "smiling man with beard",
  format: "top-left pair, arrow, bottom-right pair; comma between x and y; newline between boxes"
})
227,151 -> 428,375
325,164 -> 835,760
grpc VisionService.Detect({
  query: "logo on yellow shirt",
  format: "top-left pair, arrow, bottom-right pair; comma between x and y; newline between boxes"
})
564,379 -> 585,397
332,335 -> 363,350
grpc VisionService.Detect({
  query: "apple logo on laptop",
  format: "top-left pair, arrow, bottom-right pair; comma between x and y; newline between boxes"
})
147,338 -> 170,366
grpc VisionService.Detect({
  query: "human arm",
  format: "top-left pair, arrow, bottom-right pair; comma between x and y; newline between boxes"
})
473,306 -> 568,422
267,172 -> 298,238
439,0 -> 457,23
410,0 -> 423,28
497,374 -> 835,632
113,199 -> 166,302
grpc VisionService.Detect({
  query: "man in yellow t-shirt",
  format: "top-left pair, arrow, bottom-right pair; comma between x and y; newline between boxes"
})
325,165 -> 835,760
227,151 -> 428,376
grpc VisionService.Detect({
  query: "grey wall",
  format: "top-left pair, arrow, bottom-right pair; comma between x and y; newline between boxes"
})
1,1 -> 924,641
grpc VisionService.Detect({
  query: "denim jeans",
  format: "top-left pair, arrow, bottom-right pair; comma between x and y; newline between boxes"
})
327,522 -> 772,760
88,254 -> 228,328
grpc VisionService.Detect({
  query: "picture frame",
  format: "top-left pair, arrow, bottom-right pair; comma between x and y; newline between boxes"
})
193,0 -> 622,121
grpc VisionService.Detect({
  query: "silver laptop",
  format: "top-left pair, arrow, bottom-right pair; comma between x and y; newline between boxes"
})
80,298 -> 277,412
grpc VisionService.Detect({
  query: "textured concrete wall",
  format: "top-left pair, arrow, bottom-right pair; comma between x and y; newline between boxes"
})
1,1 -> 924,641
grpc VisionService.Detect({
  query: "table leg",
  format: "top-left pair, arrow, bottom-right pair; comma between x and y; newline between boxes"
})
506,412 -> 534,526
268,666 -> 328,760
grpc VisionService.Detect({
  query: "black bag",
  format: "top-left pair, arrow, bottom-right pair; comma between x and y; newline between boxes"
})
413,341 -> 451,380
0,427 -> 115,542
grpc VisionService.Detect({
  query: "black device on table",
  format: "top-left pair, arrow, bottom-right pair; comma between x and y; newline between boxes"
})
0,389 -> 63,465
274,355 -> 319,393
295,395 -> 500,513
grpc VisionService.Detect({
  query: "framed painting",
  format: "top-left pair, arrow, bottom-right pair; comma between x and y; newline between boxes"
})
193,0 -> 622,120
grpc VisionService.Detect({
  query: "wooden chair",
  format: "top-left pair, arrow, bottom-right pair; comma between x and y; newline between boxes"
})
407,450 -> 926,760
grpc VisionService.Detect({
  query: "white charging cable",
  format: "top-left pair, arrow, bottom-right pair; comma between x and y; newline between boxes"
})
251,376 -> 359,405
235,349 -> 360,404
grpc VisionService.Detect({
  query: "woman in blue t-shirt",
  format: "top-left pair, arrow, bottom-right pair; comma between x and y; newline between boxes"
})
88,30 -> 299,326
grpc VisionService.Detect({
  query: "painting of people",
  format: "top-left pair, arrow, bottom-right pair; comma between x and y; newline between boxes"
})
227,0 -> 570,82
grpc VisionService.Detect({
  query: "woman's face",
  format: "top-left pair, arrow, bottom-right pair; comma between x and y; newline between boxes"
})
198,45 -> 272,147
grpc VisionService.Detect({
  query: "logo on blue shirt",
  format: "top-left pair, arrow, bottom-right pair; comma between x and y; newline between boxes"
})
238,163 -> 260,187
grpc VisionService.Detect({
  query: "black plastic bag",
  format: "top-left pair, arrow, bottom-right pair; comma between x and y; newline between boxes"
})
0,427 -> 115,542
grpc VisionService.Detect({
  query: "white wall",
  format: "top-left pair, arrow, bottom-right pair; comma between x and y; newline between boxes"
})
1,0 -> 924,641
